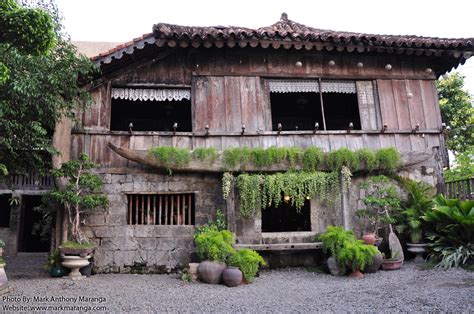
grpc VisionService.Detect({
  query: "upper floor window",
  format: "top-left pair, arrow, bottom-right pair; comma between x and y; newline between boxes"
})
268,79 -> 367,131
110,87 -> 192,132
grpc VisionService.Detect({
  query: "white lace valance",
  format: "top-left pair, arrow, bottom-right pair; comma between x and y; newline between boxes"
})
268,80 -> 356,94
111,88 -> 191,102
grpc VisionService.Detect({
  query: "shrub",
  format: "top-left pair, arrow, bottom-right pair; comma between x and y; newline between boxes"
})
228,249 -> 265,282
318,226 -> 357,257
192,147 -> 218,162
327,148 -> 359,171
302,147 -> 324,171
423,195 -> 474,269
194,229 -> 234,262
355,149 -> 377,171
148,147 -> 191,173
375,147 -> 401,171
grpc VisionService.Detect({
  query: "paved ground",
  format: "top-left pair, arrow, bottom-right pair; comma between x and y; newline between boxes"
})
2,255 -> 473,312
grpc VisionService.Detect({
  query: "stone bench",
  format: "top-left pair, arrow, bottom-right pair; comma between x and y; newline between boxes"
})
234,242 -> 323,251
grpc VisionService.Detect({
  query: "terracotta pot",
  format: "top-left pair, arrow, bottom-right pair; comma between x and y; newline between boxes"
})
361,233 -> 376,246
188,263 -> 200,282
198,261 -> 226,284
223,267 -> 242,287
348,270 -> 364,279
364,251 -> 383,273
382,259 -> 402,271
327,256 -> 346,276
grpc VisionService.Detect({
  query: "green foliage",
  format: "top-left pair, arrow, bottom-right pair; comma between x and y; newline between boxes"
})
192,147 -> 218,163
437,73 -> 474,153
394,177 -> 434,243
148,147 -> 191,173
302,147 -> 323,171
46,248 -> 62,268
356,149 -> 377,171
223,147 -> 303,169
194,209 -> 227,236
0,0 -> 96,174
228,249 -> 265,282
237,171 -> 341,218
44,153 -> 108,244
0,239 -> 5,248
327,148 -> 359,171
318,226 -> 377,271
444,148 -> 474,182
222,172 -> 233,200
194,229 -> 234,262
0,0 -> 55,56
423,195 -> 474,269
0,257 -> 5,265
375,148 -> 401,172
356,176 -> 401,235
181,269 -> 192,283
0,163 -> 8,176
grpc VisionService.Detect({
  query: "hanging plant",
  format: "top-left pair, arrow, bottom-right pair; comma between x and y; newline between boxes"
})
236,174 -> 264,218
222,172 -> 234,200
341,166 -> 352,193
327,148 -> 359,171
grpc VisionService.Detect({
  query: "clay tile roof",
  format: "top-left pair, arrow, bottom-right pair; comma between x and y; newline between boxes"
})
92,13 -> 473,65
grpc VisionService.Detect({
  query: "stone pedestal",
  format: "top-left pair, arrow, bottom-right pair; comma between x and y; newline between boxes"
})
0,264 -> 9,295
62,255 -> 92,280
406,243 -> 428,263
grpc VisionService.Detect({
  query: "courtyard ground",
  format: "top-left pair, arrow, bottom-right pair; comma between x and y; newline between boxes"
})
2,254 -> 473,312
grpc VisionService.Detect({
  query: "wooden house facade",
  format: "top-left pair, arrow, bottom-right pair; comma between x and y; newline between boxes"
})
2,14 -> 473,272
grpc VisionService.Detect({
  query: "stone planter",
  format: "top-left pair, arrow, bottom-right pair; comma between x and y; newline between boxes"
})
406,243 -> 428,263
61,254 -> 92,280
223,267 -> 243,287
382,259 -> 402,271
198,261 -> 226,284
364,251 -> 383,273
0,262 -> 9,295
188,263 -> 199,282
327,256 -> 346,276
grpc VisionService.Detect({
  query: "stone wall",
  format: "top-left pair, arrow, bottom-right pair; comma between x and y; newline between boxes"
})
85,172 -> 224,273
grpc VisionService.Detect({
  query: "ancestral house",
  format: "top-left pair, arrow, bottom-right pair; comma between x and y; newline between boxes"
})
1,14 -> 473,273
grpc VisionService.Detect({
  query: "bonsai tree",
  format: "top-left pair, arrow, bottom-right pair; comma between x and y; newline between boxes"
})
44,153 -> 108,245
356,176 -> 401,238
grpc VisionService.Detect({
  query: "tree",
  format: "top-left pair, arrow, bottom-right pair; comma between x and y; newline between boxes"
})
0,0 -> 96,174
437,73 -> 474,154
443,148 -> 474,182
43,153 -> 108,244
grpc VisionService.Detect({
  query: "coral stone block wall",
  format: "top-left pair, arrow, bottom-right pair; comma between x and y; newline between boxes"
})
84,172 -> 223,273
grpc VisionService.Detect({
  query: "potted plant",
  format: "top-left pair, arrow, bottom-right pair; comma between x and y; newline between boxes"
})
228,248 -> 265,285
44,153 -> 108,280
0,239 -> 4,257
45,249 -> 67,277
382,251 -> 403,270
395,179 -> 434,261
319,226 -> 378,278
0,245 -> 8,292
194,227 -> 234,284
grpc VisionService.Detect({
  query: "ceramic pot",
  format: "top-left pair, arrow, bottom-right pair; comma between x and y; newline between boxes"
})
364,251 -> 383,273
382,259 -> 402,271
198,261 -> 226,284
361,233 -> 376,246
327,256 -> 346,276
406,243 -> 428,263
61,254 -> 91,280
223,267 -> 243,287
348,270 -> 364,279
50,266 -> 66,277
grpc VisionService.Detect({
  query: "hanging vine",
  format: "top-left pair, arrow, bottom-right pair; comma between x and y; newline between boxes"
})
222,172 -> 234,200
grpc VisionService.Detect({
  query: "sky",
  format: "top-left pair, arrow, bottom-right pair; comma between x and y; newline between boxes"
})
55,0 -> 474,94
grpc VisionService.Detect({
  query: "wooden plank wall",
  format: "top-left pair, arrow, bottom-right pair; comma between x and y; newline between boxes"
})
70,133 -> 442,168
377,79 -> 442,131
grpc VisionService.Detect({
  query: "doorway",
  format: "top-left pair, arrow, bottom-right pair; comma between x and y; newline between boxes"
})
261,198 -> 311,232
19,195 -> 50,252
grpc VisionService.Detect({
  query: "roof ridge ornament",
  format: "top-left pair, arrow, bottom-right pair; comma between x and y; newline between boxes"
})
280,12 -> 288,21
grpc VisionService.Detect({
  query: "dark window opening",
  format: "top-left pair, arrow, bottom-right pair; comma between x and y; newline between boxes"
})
19,195 -> 50,252
262,198 -> 311,232
110,99 -> 192,132
0,194 -> 12,228
127,193 -> 195,225
323,92 -> 361,130
270,92 -> 323,131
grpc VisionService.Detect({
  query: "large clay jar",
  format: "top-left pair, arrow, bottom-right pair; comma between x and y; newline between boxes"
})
198,261 -> 226,284
222,267 -> 242,287
361,233 -> 376,246
327,256 -> 346,276
364,251 -> 383,273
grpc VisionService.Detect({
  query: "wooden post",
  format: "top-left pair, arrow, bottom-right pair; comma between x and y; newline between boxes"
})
159,195 -> 162,225
188,194 -> 192,225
